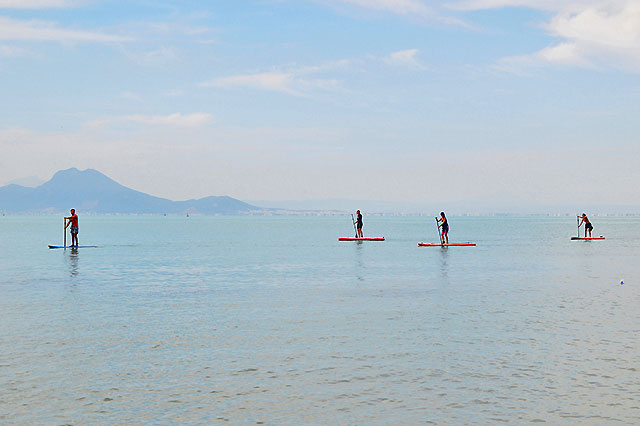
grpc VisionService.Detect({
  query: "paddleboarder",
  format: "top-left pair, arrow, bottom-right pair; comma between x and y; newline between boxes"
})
355,210 -> 363,238
64,209 -> 79,247
437,211 -> 449,244
578,213 -> 593,238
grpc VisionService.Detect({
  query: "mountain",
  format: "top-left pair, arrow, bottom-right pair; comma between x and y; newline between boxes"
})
0,168 -> 260,214
5,176 -> 45,187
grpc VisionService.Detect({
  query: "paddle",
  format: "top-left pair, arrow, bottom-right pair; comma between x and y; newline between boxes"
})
63,217 -> 67,249
351,214 -> 358,238
577,215 -> 580,238
436,217 -> 443,245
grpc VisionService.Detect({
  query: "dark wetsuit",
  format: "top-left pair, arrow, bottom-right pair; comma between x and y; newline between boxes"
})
356,213 -> 363,230
441,217 -> 448,235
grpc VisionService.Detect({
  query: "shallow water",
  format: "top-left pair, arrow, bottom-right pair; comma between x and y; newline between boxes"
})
1,215 -> 639,425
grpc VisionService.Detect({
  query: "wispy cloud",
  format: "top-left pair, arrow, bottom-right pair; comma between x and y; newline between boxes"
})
494,43 -> 596,75
0,16 -> 128,42
202,72 -> 304,96
142,46 -> 177,61
203,52 -> 428,97
449,0 -> 570,11
202,61 -> 345,97
0,0 -> 81,8
383,48 -> 429,70
88,113 -> 213,128
332,0 -> 433,16
452,0 -> 640,72
320,0 -> 470,26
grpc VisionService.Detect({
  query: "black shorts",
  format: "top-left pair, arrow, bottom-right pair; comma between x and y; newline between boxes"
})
585,223 -> 593,230
357,223 -> 363,229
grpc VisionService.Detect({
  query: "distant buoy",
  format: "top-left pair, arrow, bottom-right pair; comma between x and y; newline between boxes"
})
620,280 -> 624,285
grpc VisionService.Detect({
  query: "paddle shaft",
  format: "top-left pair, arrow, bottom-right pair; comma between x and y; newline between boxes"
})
63,217 -> 67,249
351,214 -> 358,238
577,215 -> 579,237
436,217 -> 443,244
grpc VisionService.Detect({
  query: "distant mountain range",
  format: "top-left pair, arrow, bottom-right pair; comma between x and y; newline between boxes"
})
0,168 -> 260,214
3,168 -> 638,215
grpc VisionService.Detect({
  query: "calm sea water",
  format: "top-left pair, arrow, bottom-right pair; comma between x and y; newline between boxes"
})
1,215 -> 639,425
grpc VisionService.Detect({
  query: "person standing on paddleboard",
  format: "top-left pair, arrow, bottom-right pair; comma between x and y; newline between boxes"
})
437,211 -> 449,244
65,209 -> 79,247
355,210 -> 363,238
578,213 -> 593,238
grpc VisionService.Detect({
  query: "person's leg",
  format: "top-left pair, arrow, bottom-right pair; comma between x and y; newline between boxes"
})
445,230 -> 448,244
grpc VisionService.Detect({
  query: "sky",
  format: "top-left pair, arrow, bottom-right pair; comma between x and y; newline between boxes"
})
1,0 -> 639,205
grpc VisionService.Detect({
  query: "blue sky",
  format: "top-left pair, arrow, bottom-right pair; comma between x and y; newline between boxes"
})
1,0 -> 639,205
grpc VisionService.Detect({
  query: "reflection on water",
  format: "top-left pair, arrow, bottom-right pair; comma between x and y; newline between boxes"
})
66,248 -> 79,278
438,246 -> 449,279
353,242 -> 365,281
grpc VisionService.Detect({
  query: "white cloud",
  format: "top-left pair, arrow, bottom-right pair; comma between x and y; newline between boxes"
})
88,113 -> 213,128
0,0 -> 80,8
494,43 -> 595,75
0,16 -> 128,42
383,48 -> 429,69
202,52 -> 428,97
320,0 -> 470,26
333,0 -> 432,16
453,0 -> 640,72
202,72 -> 302,96
202,70 -> 340,97
449,0 -> 572,11
142,46 -> 177,61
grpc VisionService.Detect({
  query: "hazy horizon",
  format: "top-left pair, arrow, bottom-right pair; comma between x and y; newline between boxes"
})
4,167 -> 640,215
1,1 -> 639,206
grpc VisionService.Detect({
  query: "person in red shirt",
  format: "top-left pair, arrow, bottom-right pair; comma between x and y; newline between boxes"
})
65,209 -> 79,247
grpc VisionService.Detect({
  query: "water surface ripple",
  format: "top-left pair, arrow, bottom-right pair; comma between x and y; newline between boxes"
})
1,216 -> 639,425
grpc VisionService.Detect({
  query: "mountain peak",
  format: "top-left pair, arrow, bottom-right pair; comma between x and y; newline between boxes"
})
51,167 -> 104,179
44,168 -> 121,190
0,167 -> 259,214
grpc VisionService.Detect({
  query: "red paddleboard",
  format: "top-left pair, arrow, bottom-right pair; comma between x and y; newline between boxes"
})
418,242 -> 476,247
571,236 -> 605,240
338,237 -> 385,241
